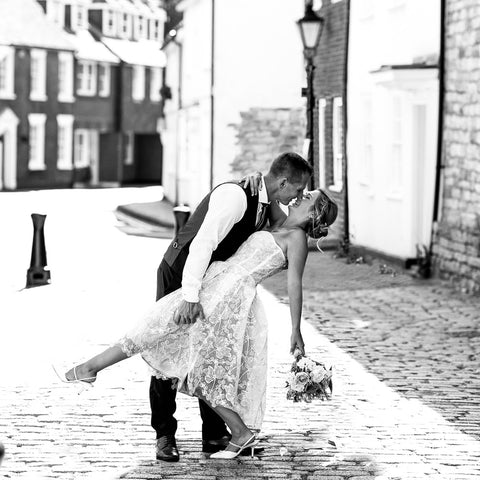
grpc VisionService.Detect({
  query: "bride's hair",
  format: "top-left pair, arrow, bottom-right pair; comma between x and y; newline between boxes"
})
305,189 -> 338,239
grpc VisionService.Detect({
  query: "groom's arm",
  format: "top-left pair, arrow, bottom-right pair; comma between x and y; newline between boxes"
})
174,184 -> 247,324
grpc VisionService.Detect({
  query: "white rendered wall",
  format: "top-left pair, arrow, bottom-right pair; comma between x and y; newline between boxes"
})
164,0 -> 305,208
347,0 -> 440,259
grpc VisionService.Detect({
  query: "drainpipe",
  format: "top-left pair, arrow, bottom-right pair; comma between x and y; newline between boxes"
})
209,0 -> 215,190
114,61 -> 125,185
342,0 -> 351,250
171,37 -> 183,205
429,0 -> 446,259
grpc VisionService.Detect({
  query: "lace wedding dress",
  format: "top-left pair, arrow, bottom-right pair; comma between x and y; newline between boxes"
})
118,231 -> 287,429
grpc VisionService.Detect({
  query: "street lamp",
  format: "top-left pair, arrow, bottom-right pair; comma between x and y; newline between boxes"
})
297,0 -> 324,188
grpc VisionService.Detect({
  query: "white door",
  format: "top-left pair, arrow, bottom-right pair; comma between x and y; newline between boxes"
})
0,108 -> 19,190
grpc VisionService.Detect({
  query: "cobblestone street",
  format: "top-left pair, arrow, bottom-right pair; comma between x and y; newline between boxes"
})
1,188 -> 480,479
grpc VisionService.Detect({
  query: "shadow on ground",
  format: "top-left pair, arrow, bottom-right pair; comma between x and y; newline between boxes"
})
120,433 -> 384,479
263,252 -> 480,441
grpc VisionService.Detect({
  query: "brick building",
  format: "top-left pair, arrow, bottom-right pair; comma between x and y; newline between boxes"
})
432,0 -> 480,293
312,0 -> 349,245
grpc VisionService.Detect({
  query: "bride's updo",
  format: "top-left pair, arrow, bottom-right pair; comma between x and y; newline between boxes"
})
305,190 -> 338,239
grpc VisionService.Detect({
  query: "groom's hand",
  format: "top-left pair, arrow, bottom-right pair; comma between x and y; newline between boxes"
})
174,300 -> 205,325
240,171 -> 263,196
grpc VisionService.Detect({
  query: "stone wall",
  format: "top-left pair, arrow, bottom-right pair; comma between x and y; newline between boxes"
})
432,0 -> 480,293
229,107 -> 306,177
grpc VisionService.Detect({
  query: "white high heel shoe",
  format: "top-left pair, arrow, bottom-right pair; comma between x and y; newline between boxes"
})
210,434 -> 259,459
52,365 -> 96,386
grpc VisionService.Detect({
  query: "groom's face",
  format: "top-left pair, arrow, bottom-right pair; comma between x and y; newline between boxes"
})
277,173 -> 310,206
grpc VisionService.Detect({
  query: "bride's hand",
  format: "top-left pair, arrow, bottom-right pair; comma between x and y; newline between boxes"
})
240,171 -> 263,196
174,300 -> 205,325
290,329 -> 305,356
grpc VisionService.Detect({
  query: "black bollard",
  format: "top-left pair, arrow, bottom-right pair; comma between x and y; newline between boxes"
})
26,213 -> 51,288
172,205 -> 191,236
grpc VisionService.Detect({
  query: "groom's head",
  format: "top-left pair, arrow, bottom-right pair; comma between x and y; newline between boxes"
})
265,152 -> 312,205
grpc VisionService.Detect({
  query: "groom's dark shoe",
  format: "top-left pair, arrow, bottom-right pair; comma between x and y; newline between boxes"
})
202,435 -> 264,456
156,435 -> 179,462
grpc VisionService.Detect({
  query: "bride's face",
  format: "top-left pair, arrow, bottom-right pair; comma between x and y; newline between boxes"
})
287,190 -> 320,223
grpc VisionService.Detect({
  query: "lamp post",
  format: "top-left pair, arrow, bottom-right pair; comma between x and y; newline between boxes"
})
297,0 -> 324,189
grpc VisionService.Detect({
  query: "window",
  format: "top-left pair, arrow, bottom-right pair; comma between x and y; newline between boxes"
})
331,97 -> 343,191
120,12 -> 132,38
74,129 -> 90,168
134,16 -> 147,40
30,49 -> 47,101
71,4 -> 88,31
77,60 -> 97,96
46,0 -> 65,26
318,98 -> 326,189
58,52 -> 74,102
390,96 -> 403,194
132,65 -> 145,101
124,132 -> 133,165
0,46 -> 15,99
28,114 -> 47,170
98,63 -> 111,97
150,67 -> 161,101
149,18 -> 161,41
57,114 -> 74,170
103,9 -> 117,36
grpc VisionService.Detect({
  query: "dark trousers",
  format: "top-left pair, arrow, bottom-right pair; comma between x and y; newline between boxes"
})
150,259 -> 229,441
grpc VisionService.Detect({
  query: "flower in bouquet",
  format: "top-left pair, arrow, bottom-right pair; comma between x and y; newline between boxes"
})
286,352 -> 333,402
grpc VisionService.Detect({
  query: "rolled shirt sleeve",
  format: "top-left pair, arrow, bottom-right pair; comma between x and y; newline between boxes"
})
181,183 -> 248,302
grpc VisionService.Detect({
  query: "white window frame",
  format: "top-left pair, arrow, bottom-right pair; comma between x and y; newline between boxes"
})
318,98 -> 326,189
0,46 -> 15,100
98,63 -> 111,97
71,4 -> 88,31
103,9 -> 117,36
58,51 -> 74,102
330,96 -> 344,191
30,49 -> 47,101
120,12 -> 132,38
150,67 -> 161,102
28,113 -> 47,171
46,0 -> 65,27
124,132 -> 134,165
77,60 -> 97,96
57,114 -> 74,170
149,18 -> 161,42
74,129 -> 90,168
132,65 -> 145,101
134,15 -> 147,40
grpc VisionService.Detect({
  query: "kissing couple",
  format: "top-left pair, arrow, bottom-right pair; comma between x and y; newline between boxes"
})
56,152 -> 337,460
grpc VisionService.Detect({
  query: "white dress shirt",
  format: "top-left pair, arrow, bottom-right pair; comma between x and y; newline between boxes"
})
182,179 -> 269,302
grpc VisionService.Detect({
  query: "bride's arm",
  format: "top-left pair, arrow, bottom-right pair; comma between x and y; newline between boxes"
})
286,229 -> 308,355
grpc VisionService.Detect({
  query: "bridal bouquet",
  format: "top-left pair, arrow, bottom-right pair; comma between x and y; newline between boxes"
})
286,350 -> 332,402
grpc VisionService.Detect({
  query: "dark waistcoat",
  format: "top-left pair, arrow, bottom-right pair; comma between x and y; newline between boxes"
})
163,182 -> 264,276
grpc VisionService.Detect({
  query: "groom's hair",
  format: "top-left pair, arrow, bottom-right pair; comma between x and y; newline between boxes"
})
269,152 -> 312,183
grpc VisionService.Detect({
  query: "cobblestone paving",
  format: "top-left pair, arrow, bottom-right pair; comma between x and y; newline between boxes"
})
2,226 -> 480,479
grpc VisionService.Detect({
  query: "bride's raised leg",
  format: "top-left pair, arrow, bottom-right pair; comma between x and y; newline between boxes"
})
64,345 -> 128,383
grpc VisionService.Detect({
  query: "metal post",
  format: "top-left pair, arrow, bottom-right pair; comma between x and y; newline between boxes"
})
305,56 -> 315,190
26,213 -> 51,288
172,204 -> 191,236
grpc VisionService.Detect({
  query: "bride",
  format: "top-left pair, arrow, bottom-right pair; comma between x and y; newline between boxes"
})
59,189 -> 337,459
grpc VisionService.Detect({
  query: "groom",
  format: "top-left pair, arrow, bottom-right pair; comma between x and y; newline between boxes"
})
152,152 -> 312,461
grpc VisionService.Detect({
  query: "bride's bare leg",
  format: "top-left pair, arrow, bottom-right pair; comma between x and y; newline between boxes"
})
65,345 -> 128,382
203,401 -> 255,452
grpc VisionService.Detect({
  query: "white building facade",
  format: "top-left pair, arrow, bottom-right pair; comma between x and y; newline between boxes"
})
161,0 -> 305,207
347,0 -> 440,261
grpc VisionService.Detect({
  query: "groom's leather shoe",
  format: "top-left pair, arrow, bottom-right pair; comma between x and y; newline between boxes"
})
156,435 -> 179,462
202,435 -> 264,456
